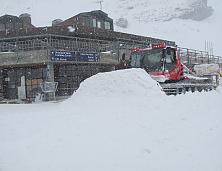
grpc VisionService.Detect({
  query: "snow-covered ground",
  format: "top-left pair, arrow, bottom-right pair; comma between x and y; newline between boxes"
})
0,69 -> 222,171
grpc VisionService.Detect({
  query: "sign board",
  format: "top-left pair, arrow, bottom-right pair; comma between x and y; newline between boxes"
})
50,51 -> 76,61
50,50 -> 100,62
77,52 -> 99,62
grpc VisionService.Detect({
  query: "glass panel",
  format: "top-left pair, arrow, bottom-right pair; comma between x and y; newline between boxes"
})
97,21 -> 101,28
131,53 -> 142,67
105,22 -> 110,30
164,48 -> 176,71
142,49 -> 163,72
93,19 -> 96,28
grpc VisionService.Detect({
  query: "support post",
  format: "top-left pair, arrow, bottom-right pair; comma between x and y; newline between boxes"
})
45,63 -> 55,101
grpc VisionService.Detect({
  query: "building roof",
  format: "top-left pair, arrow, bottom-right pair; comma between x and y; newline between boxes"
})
77,10 -> 108,17
0,15 -> 20,24
56,10 -> 113,27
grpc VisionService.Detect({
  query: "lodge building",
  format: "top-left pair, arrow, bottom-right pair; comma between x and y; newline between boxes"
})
54,10 -> 114,31
0,13 -> 34,34
1,10 -> 219,103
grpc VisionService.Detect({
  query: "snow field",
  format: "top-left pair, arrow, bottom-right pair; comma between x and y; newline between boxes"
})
0,69 -> 222,171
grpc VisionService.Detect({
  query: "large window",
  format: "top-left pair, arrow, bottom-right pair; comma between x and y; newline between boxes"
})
131,49 -> 164,72
104,21 -> 111,30
92,19 -> 96,28
142,49 -> 163,72
131,53 -> 142,67
97,21 -> 101,28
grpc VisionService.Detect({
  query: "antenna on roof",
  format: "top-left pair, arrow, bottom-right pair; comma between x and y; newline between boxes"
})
95,0 -> 104,11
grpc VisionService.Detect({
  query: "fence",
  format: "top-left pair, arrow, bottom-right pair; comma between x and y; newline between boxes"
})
178,47 -> 222,66
0,34 -> 113,53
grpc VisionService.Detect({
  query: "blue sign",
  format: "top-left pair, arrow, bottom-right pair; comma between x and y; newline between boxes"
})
50,51 -> 100,62
50,51 -> 76,61
77,52 -> 99,62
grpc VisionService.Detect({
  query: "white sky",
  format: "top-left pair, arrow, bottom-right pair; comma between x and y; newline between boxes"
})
0,0 -> 104,26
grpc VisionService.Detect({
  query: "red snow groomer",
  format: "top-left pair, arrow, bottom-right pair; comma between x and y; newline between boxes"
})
130,43 -> 219,95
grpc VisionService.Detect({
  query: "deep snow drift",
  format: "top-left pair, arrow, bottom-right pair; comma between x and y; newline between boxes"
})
0,69 -> 222,171
73,68 -> 164,97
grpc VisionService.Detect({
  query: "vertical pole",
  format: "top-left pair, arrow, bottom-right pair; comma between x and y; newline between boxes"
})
187,49 -> 190,65
100,1 -> 102,11
45,63 -> 55,101
207,51 -> 210,64
194,50 -> 197,63
116,41 -> 120,62
201,51 -> 204,64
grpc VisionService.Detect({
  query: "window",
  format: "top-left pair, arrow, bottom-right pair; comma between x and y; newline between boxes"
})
164,48 -> 176,71
97,21 -> 101,28
104,21 -> 111,30
0,24 -> 5,31
131,53 -> 142,67
142,49 -> 163,72
92,19 -> 96,28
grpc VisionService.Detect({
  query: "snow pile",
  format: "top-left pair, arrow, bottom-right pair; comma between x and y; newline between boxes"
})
72,68 -> 164,98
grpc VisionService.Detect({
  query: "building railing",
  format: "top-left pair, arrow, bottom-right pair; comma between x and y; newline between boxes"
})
178,47 -> 222,66
0,34 -> 221,66
0,25 -> 175,46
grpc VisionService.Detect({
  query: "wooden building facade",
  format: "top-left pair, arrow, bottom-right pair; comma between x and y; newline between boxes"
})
55,10 -> 114,31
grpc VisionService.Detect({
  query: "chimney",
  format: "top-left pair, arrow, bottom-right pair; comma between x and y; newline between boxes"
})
52,19 -> 63,26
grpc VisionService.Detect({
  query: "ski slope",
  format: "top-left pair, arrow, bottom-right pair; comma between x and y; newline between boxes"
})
0,69 -> 222,171
108,0 -> 202,22
109,0 -> 222,55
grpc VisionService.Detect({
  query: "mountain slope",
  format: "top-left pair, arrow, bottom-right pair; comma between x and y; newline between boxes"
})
109,0 -> 213,22
107,0 -> 221,55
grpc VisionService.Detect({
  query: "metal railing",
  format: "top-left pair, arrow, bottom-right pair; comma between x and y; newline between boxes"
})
0,34 -> 222,66
178,47 -> 222,65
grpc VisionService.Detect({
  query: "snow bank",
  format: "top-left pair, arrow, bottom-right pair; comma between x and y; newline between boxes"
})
72,68 -> 164,98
